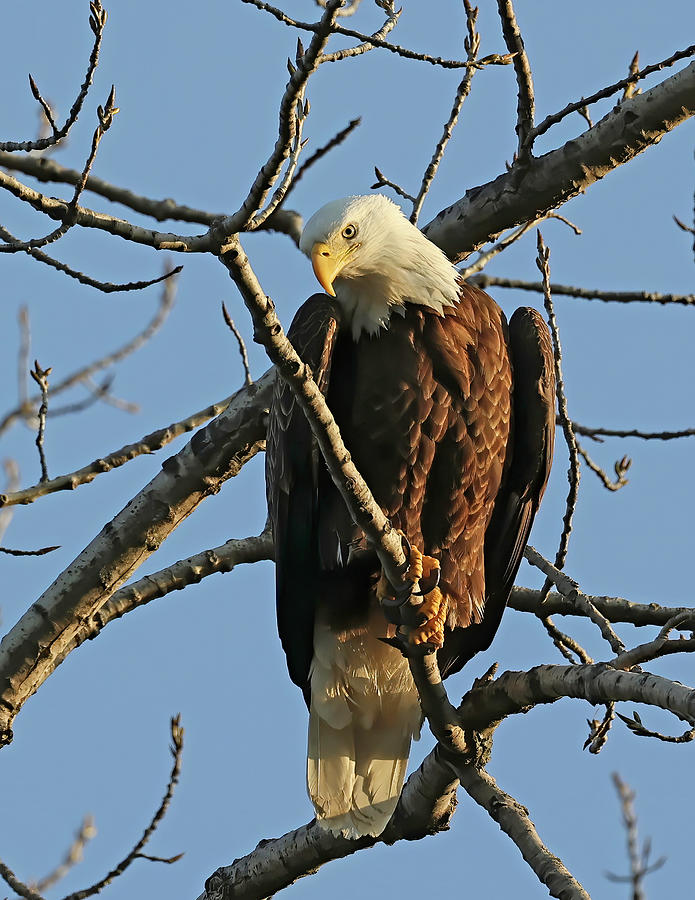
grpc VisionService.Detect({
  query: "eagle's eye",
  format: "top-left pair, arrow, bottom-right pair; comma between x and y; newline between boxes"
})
342,224 -> 357,240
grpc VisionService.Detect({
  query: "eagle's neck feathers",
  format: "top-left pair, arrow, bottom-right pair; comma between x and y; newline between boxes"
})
300,195 -> 461,340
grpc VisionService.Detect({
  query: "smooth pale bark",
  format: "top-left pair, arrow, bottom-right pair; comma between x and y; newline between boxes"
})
423,61 -> 695,259
0,372 -> 273,746
197,663 -> 695,898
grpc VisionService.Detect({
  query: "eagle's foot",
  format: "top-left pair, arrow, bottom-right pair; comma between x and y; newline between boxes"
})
409,587 -> 448,649
376,534 -> 446,647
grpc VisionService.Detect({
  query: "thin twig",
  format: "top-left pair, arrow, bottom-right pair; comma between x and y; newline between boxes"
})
577,105 -> 593,128
0,860 -> 45,900
0,279 -> 176,438
539,616 -> 593,664
0,544 -> 60,557
616,710 -> 695,745
0,0 -> 107,153
0,384 -> 250,508
459,219 -> 537,279
469,274 -> 695,306
17,306 -> 31,409
536,232 -> 580,599
61,717 -> 184,900
283,117 -> 361,200
410,1 -> 480,224
33,816 -> 97,893
0,220 -> 182,291
622,51 -> 642,101
248,98 -> 309,230
577,441 -> 631,492
320,4 -> 400,63
496,0 -> 535,156
222,303 -> 253,387
584,703 -> 615,754
525,545 -> 625,655
510,587 -> 695,629
1,86 -> 120,254
611,612 -> 695,671
30,361 -> 51,482
223,1 -> 342,238
605,774 -> 666,898
242,0 -> 514,70
526,42 -> 695,146
29,75 -> 59,136
371,166 -> 416,203
572,422 -> 695,442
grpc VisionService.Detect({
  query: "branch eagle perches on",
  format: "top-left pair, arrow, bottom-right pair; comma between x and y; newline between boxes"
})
2,2 -> 695,898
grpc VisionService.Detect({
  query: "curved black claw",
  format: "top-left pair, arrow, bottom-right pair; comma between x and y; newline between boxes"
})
378,634 -> 409,657
412,563 -> 441,596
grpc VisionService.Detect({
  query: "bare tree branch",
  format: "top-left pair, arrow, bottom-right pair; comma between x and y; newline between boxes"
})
524,546 -> 625,656
222,303 -> 253,387
469,274 -> 695,307
0,543 -> 60,558
0,1 -> 107,153
536,232 -> 580,601
30,361 -> 51,483
33,816 -> 97,894
510,587 -> 695,628
606,774 -> 666,897
496,0 -> 535,156
410,1 -> 480,224
458,766 -> 590,899
0,374 -> 272,746
0,86 -> 120,254
424,62 -> 695,259
61,716 -> 184,900
0,220 -> 183,292
283,117 -> 361,200
0,388 -> 244,509
242,0 -> 514,71
0,276 -> 176,438
200,662 -> 695,897
572,423 -> 695,441
577,440 -> 631,492
527,43 -> 695,146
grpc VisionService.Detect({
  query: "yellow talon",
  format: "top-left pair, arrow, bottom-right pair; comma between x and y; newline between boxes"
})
410,588 -> 448,648
375,531 -> 447,647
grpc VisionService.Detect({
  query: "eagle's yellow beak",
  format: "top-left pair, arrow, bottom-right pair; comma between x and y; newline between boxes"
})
310,242 -> 348,297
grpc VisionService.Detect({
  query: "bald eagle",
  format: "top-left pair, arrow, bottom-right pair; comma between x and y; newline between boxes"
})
266,195 -> 555,839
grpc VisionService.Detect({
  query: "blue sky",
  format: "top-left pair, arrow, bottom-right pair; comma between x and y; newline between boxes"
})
1,2 -> 694,898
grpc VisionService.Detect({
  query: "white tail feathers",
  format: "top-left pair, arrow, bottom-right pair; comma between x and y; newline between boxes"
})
308,616 -> 421,838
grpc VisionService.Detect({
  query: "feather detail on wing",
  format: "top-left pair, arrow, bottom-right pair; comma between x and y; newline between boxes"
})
438,304 -> 556,678
266,295 -> 342,704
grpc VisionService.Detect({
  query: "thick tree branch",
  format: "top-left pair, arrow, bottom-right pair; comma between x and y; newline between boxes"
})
424,62 -> 695,260
199,662 -> 695,897
0,374 -> 273,747
458,766 -> 590,899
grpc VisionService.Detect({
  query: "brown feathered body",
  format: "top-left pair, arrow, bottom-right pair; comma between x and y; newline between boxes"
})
266,282 -> 555,838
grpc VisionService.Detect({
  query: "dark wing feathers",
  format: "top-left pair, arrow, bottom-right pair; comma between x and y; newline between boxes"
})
266,295 -> 341,701
267,287 -> 555,691
437,304 -> 556,678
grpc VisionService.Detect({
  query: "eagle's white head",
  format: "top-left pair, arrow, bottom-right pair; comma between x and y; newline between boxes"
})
299,194 -> 460,339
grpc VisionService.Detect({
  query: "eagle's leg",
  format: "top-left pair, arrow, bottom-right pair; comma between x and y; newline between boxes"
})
376,537 -> 448,649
